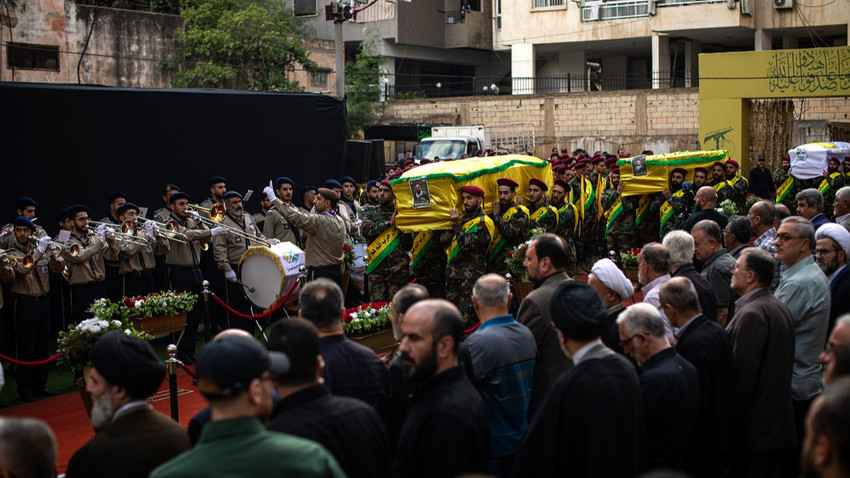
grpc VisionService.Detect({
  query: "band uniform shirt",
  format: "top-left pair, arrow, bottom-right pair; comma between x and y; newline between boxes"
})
9,242 -> 61,296
118,229 -> 168,275
213,213 -> 264,274
271,199 -> 345,269
62,232 -> 116,285
165,215 -> 212,268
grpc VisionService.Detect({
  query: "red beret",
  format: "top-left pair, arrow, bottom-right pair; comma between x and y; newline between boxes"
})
380,179 -> 391,187
671,167 -> 687,177
713,161 -> 725,168
496,177 -> 519,189
694,167 -> 708,175
577,159 -> 589,167
385,167 -> 394,173
553,179 -> 569,191
528,178 -> 548,192
388,171 -> 403,180
591,157 -> 604,164
726,159 -> 739,168
610,167 -> 620,174
419,159 -> 432,165
403,160 -> 414,167
460,185 -> 485,197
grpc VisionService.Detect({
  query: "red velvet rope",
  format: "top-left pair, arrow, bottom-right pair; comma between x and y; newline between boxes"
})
211,280 -> 298,319
463,322 -> 481,334
0,352 -> 60,366
181,365 -> 197,379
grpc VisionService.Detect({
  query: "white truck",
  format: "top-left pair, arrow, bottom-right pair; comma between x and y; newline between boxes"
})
416,124 -> 536,160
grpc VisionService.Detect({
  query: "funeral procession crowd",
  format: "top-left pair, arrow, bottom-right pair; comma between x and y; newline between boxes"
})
2,147 -> 850,478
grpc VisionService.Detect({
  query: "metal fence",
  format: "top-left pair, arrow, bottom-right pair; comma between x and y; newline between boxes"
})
381,71 -> 696,99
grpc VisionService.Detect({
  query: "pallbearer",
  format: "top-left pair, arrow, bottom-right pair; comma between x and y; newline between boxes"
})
487,177 -> 529,276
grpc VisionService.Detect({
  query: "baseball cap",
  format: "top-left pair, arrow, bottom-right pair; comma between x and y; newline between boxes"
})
195,335 -> 290,400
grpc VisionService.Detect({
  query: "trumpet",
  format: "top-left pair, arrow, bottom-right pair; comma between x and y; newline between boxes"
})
189,211 -> 271,248
1,254 -> 34,269
28,237 -> 80,257
188,203 -> 226,222
89,221 -> 149,246
135,218 -> 188,244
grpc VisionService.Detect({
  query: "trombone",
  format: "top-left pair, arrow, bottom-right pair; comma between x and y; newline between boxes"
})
188,203 -> 226,222
135,218 -> 188,244
28,237 -> 81,257
1,254 -> 34,269
89,221 -> 149,246
189,211 -> 271,248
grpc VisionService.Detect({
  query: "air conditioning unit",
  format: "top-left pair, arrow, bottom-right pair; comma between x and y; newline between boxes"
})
774,0 -> 793,9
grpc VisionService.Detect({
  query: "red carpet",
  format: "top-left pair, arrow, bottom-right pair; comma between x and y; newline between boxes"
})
0,367 -> 206,474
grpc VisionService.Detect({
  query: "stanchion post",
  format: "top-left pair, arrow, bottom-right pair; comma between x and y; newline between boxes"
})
298,265 -> 307,289
166,344 -> 180,421
202,280 -> 211,343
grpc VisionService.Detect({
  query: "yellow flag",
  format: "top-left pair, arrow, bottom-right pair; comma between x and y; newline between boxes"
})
618,150 -> 728,197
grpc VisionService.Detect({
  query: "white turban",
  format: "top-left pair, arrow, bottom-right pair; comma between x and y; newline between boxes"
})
591,258 -> 635,301
816,223 -> 850,254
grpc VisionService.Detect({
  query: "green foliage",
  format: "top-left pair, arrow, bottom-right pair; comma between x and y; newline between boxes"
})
76,0 -> 179,14
174,0 -> 317,91
394,90 -> 427,100
345,30 -> 387,138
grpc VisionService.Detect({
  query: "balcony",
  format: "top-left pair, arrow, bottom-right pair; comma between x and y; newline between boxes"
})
581,0 -> 649,21
444,10 -> 492,49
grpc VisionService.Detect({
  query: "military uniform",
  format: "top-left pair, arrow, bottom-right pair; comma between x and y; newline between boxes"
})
0,225 -> 46,249
252,211 -> 266,233
569,175 -> 598,267
361,202 -> 411,302
213,212 -> 265,333
271,199 -> 346,287
658,185 -> 694,239
601,186 -> 636,257
528,201 -> 559,234
773,168 -> 797,211
635,193 -> 661,247
117,227 -> 168,298
99,215 -> 125,301
152,207 -> 174,292
487,202 -> 529,276
8,239 -> 62,400
552,200 -> 578,274
818,172 -> 846,220
263,208 -> 303,249
62,231 -> 117,324
439,207 -> 493,327
166,213 -> 213,359
411,231 -> 447,299
713,176 -> 749,213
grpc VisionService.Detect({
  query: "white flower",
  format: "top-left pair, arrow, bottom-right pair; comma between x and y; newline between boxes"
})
124,329 -> 132,335
349,312 -> 358,319
112,320 -> 122,327
134,300 -> 143,308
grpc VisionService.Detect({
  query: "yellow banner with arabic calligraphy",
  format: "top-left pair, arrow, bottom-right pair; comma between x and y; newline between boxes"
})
392,155 -> 553,233
618,150 -> 728,197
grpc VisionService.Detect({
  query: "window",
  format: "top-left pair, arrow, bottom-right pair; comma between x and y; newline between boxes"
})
294,0 -> 316,16
311,70 -> 329,87
532,0 -> 564,8
496,0 -> 502,28
7,42 -> 60,71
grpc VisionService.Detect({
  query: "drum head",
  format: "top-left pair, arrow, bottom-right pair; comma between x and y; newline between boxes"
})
239,246 -> 286,309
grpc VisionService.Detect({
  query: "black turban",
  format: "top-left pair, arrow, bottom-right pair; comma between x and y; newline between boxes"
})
90,331 -> 166,399
550,281 -> 607,341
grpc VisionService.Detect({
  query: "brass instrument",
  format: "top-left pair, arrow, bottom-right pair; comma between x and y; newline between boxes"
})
1,254 -> 34,269
28,237 -> 80,258
189,211 -> 271,248
135,218 -> 188,244
187,203 -> 226,222
89,221 -> 149,246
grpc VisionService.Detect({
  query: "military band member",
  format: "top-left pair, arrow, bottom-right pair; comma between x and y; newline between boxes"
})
551,179 -> 578,273
100,191 -> 127,301
263,177 -> 303,249
200,176 -> 226,330
49,208 -> 73,335
439,185 -> 493,327
527,177 -> 559,234
264,183 -> 346,287
116,203 -> 167,298
361,181 -> 411,302
487,177 -> 530,276
340,176 -> 363,219
62,205 -> 118,324
254,194 -> 271,232
213,191 -> 268,333
819,157 -> 846,220
167,192 -> 229,365
154,184 -> 181,292
1,197 -> 47,249
200,176 -> 227,213
299,185 -> 318,247
7,217 -> 63,401
324,179 -> 357,241
154,184 -> 182,223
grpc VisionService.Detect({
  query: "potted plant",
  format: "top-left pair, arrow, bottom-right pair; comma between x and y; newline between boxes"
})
89,291 -> 198,336
344,302 -> 397,356
619,248 -> 641,283
504,228 -> 546,302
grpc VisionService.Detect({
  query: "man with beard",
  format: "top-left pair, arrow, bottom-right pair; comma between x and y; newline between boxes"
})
62,204 -> 118,324
100,191 -> 127,301
684,187 -> 729,233
602,168 -> 638,258
214,191 -> 270,333
569,160 -> 598,268
659,167 -> 693,239
361,180 -> 411,302
710,162 -> 725,186
692,167 -> 708,189
0,196 -> 47,249
516,233 -> 573,418
439,185 -> 493,327
550,179 -> 578,274
718,159 -> 749,212
819,158 -> 846,221
800,379 -> 850,478
67,331 -> 190,478
488,178 -> 530,276
116,203 -> 167,298
527,177 -> 558,234
394,299 -> 490,478
775,155 -> 798,211
168,192 -> 229,364
200,176 -> 226,213
815,224 -> 850,337
362,180 -> 380,207
263,177 -> 303,249
152,335 -> 345,478
589,258 -> 634,358
749,155 -> 776,200
515,281 -> 646,478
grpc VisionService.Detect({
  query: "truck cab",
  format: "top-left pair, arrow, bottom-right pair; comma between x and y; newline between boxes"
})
416,136 -> 482,160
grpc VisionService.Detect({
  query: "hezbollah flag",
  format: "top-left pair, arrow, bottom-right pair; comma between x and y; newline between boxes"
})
618,150 -> 729,197
391,155 -> 553,233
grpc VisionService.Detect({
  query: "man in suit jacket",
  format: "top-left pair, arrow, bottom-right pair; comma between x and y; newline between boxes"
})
727,248 -> 797,476
660,277 -> 738,478
662,231 -> 718,323
816,224 -> 850,337
834,186 -> 850,232
515,282 -> 646,477
66,332 -> 190,478
515,233 -> 574,419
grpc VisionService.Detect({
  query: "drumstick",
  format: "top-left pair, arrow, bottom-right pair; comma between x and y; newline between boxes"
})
234,279 -> 256,293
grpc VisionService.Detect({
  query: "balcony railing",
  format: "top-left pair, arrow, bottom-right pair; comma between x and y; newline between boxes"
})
581,0 -> 649,21
533,0 -> 565,9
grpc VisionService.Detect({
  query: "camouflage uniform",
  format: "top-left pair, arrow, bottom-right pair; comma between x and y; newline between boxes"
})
601,187 -> 638,256
569,175 -> 598,267
552,200 -> 578,274
658,185 -> 695,239
361,202 -> 411,303
713,176 -> 749,213
637,193 -> 662,247
487,203 -> 529,276
439,207 -> 491,327
412,231 -> 447,299
773,168 -> 797,211
819,172 -> 846,221
528,202 -> 559,234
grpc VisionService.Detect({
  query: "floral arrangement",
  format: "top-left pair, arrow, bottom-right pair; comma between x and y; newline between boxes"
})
744,193 -> 759,214
719,199 -> 739,216
343,302 -> 391,337
504,228 -> 547,280
620,248 -> 641,267
57,318 -> 152,373
89,291 -> 198,321
343,240 -> 356,268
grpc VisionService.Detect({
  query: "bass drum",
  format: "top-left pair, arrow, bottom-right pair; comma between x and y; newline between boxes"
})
238,242 -> 305,310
